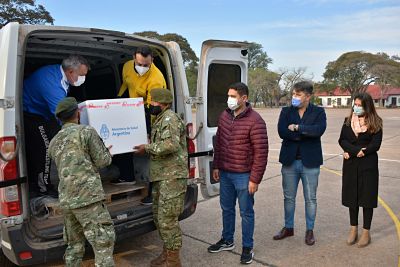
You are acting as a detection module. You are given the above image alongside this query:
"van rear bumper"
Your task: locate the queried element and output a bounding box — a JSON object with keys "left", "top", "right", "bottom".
{"left": 1, "top": 183, "right": 198, "bottom": 266}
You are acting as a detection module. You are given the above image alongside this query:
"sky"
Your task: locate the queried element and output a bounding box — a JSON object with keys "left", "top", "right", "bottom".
{"left": 39, "top": 0, "right": 400, "bottom": 81}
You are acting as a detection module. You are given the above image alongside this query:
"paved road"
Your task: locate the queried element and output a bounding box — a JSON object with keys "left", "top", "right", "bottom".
{"left": 45, "top": 108, "right": 400, "bottom": 267}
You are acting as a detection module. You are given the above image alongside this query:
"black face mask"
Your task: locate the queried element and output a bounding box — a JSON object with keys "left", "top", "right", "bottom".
{"left": 149, "top": 105, "right": 162, "bottom": 115}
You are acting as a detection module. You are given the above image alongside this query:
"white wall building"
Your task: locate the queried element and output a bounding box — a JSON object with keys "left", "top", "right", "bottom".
{"left": 316, "top": 85, "right": 400, "bottom": 108}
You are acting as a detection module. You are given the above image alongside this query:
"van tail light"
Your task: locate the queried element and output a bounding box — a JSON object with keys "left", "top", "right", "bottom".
{"left": 0, "top": 137, "right": 21, "bottom": 216}
{"left": 186, "top": 123, "right": 196, "bottom": 179}
{"left": 19, "top": 251, "right": 33, "bottom": 260}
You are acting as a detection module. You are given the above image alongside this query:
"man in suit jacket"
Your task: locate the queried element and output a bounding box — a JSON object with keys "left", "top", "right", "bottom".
{"left": 273, "top": 81, "right": 326, "bottom": 246}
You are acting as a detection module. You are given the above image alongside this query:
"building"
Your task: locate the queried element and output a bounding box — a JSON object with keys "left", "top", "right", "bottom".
{"left": 383, "top": 87, "right": 400, "bottom": 107}
{"left": 315, "top": 85, "right": 400, "bottom": 108}
{"left": 315, "top": 87, "right": 351, "bottom": 107}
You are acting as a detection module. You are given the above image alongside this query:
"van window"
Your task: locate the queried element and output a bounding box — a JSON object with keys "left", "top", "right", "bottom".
{"left": 207, "top": 63, "right": 241, "bottom": 127}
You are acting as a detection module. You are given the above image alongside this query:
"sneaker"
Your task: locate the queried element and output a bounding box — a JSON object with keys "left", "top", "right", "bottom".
{"left": 140, "top": 195, "right": 153, "bottom": 205}
{"left": 110, "top": 178, "right": 136, "bottom": 185}
{"left": 240, "top": 247, "right": 254, "bottom": 264}
{"left": 207, "top": 238, "right": 235, "bottom": 253}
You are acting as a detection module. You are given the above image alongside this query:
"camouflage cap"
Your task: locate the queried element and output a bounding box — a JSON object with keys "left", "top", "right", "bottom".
{"left": 150, "top": 88, "right": 173, "bottom": 104}
{"left": 55, "top": 97, "right": 78, "bottom": 118}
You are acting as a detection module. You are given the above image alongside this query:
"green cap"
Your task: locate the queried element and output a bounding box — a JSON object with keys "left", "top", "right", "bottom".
{"left": 150, "top": 88, "right": 173, "bottom": 104}
{"left": 55, "top": 97, "right": 78, "bottom": 118}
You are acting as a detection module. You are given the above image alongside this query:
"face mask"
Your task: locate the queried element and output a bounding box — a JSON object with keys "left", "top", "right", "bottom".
{"left": 135, "top": 65, "right": 150, "bottom": 76}
{"left": 353, "top": 105, "right": 364, "bottom": 116}
{"left": 227, "top": 97, "right": 240, "bottom": 110}
{"left": 73, "top": 75, "right": 85, "bottom": 87}
{"left": 291, "top": 97, "right": 302, "bottom": 107}
{"left": 149, "top": 105, "right": 162, "bottom": 115}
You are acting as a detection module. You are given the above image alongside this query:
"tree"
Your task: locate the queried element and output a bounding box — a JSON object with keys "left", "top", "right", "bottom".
{"left": 248, "top": 68, "right": 275, "bottom": 107}
{"left": 280, "top": 67, "right": 310, "bottom": 92}
{"left": 185, "top": 62, "right": 198, "bottom": 97}
{"left": 246, "top": 41, "right": 276, "bottom": 106}
{"left": 135, "top": 31, "right": 198, "bottom": 67}
{"left": 0, "top": 0, "right": 54, "bottom": 27}
{"left": 247, "top": 42, "right": 273, "bottom": 70}
{"left": 391, "top": 55, "right": 400, "bottom": 62}
{"left": 322, "top": 51, "right": 400, "bottom": 98}
{"left": 248, "top": 66, "right": 311, "bottom": 108}
{"left": 371, "top": 62, "right": 400, "bottom": 106}
{"left": 250, "top": 68, "right": 309, "bottom": 108}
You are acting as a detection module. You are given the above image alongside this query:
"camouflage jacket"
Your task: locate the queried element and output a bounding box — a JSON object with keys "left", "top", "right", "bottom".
{"left": 145, "top": 108, "right": 188, "bottom": 181}
{"left": 48, "top": 123, "right": 112, "bottom": 209}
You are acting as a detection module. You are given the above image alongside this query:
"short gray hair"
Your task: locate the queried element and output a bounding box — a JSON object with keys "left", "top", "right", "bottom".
{"left": 62, "top": 55, "right": 90, "bottom": 71}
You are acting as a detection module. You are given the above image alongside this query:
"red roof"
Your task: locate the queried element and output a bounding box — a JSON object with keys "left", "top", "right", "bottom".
{"left": 315, "top": 85, "right": 400, "bottom": 100}
{"left": 383, "top": 87, "right": 400, "bottom": 98}
{"left": 366, "top": 85, "right": 381, "bottom": 100}
{"left": 315, "top": 87, "right": 350, "bottom": 96}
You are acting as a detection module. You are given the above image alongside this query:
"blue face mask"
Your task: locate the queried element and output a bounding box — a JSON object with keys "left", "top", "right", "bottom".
{"left": 353, "top": 105, "right": 364, "bottom": 116}
{"left": 291, "top": 97, "right": 302, "bottom": 107}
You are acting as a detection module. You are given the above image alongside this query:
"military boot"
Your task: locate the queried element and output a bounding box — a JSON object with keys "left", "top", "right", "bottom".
{"left": 165, "top": 249, "right": 182, "bottom": 267}
{"left": 150, "top": 247, "right": 167, "bottom": 267}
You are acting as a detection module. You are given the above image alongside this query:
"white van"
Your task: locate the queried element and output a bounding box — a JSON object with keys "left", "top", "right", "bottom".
{"left": 0, "top": 22, "right": 248, "bottom": 266}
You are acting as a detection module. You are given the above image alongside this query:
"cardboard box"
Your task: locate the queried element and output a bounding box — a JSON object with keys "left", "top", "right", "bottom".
{"left": 78, "top": 98, "right": 148, "bottom": 155}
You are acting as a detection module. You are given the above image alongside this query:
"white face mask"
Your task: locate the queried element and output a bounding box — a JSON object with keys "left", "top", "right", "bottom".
{"left": 73, "top": 75, "right": 86, "bottom": 87}
{"left": 227, "top": 97, "right": 240, "bottom": 110}
{"left": 135, "top": 65, "right": 150, "bottom": 76}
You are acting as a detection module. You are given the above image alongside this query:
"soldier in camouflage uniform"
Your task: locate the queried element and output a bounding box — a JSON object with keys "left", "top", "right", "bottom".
{"left": 135, "top": 88, "right": 188, "bottom": 267}
{"left": 48, "top": 97, "right": 115, "bottom": 267}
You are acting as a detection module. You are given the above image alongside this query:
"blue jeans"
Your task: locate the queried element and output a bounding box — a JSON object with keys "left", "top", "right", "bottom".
{"left": 281, "top": 160, "right": 320, "bottom": 230}
{"left": 220, "top": 170, "right": 254, "bottom": 248}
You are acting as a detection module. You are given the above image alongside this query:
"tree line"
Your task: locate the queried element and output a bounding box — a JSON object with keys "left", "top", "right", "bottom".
{"left": 2, "top": 0, "right": 400, "bottom": 105}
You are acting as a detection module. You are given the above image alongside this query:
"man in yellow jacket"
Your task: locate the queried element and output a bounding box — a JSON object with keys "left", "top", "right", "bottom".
{"left": 111, "top": 46, "right": 166, "bottom": 206}
{"left": 117, "top": 46, "right": 166, "bottom": 103}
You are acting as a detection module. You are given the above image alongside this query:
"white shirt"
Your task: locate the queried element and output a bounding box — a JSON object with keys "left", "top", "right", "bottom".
{"left": 60, "top": 65, "right": 69, "bottom": 94}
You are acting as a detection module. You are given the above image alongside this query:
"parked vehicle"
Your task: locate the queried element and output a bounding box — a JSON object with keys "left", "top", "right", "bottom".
{"left": 0, "top": 22, "right": 248, "bottom": 266}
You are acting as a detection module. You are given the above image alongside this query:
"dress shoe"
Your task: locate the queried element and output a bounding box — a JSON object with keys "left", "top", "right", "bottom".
{"left": 273, "top": 227, "right": 294, "bottom": 240}
{"left": 305, "top": 230, "right": 315, "bottom": 246}
{"left": 357, "top": 229, "right": 371, "bottom": 248}
{"left": 346, "top": 226, "right": 358, "bottom": 245}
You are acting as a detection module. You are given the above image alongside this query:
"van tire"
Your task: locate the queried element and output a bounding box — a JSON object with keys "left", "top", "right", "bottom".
{"left": 0, "top": 249, "right": 15, "bottom": 267}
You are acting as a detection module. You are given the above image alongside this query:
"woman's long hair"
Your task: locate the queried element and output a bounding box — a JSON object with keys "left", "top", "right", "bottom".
{"left": 345, "top": 92, "right": 383, "bottom": 133}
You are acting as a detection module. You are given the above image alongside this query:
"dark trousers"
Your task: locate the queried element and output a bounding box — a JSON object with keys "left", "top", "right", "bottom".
{"left": 349, "top": 207, "right": 374, "bottom": 230}
{"left": 24, "top": 113, "right": 60, "bottom": 195}
{"left": 112, "top": 149, "right": 152, "bottom": 198}
{"left": 112, "top": 153, "right": 134, "bottom": 181}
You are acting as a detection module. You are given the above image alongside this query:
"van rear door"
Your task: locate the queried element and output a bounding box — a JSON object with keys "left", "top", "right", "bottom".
{"left": 0, "top": 22, "right": 24, "bottom": 217}
{"left": 196, "top": 40, "right": 248, "bottom": 198}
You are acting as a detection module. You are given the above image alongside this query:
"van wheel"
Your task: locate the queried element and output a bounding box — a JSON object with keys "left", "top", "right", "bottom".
{"left": 0, "top": 249, "right": 15, "bottom": 267}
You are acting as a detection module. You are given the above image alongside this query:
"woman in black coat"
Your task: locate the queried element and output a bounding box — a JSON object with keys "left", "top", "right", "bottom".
{"left": 338, "top": 92, "right": 382, "bottom": 248}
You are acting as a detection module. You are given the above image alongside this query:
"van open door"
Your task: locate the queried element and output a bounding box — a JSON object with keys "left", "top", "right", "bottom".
{"left": 0, "top": 22, "right": 24, "bottom": 217}
{"left": 196, "top": 40, "right": 248, "bottom": 198}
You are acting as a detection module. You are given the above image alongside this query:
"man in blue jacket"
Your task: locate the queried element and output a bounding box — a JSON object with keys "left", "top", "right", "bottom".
{"left": 273, "top": 81, "right": 326, "bottom": 246}
{"left": 23, "top": 55, "right": 90, "bottom": 197}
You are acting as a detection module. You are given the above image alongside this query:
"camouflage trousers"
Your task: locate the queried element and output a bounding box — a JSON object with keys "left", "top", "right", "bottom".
{"left": 152, "top": 178, "right": 187, "bottom": 250}
{"left": 63, "top": 201, "right": 115, "bottom": 267}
